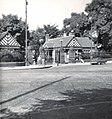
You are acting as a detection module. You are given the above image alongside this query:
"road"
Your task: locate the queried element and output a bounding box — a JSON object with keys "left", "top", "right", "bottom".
{"left": 1, "top": 63, "right": 112, "bottom": 119}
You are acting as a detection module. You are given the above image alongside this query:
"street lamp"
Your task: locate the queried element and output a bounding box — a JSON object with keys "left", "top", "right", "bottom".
{"left": 25, "top": 0, "right": 28, "bottom": 66}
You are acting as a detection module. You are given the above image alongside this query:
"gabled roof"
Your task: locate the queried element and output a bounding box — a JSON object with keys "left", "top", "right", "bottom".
{"left": 75, "top": 37, "right": 92, "bottom": 48}
{"left": 43, "top": 36, "right": 74, "bottom": 48}
{"left": 43, "top": 35, "right": 93, "bottom": 49}
{"left": 0, "top": 31, "right": 20, "bottom": 48}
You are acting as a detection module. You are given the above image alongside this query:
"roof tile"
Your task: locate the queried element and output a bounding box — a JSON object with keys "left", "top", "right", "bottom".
{"left": 43, "top": 35, "right": 93, "bottom": 48}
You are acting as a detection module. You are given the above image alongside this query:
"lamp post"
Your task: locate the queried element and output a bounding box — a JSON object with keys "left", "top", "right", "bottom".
{"left": 25, "top": 0, "right": 28, "bottom": 66}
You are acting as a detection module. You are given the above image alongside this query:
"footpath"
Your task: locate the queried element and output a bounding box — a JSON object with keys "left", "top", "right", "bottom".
{"left": 0, "top": 64, "right": 52, "bottom": 70}
{"left": 1, "top": 60, "right": 112, "bottom": 70}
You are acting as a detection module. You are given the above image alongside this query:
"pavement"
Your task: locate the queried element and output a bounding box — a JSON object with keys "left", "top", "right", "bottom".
{"left": 0, "top": 64, "right": 52, "bottom": 70}
{"left": 0, "top": 60, "right": 112, "bottom": 70}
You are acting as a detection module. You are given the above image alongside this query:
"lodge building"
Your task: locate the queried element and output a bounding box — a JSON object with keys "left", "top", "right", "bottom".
{"left": 43, "top": 35, "right": 95, "bottom": 64}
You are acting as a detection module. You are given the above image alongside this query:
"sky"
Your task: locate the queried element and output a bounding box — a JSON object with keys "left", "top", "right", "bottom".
{"left": 0, "top": 0, "right": 92, "bottom": 30}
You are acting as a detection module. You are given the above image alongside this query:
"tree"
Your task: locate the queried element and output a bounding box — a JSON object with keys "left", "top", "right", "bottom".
{"left": 85, "top": 0, "right": 112, "bottom": 51}
{"left": 30, "top": 27, "right": 46, "bottom": 63}
{"left": 29, "top": 24, "right": 61, "bottom": 63}
{"left": 63, "top": 12, "right": 89, "bottom": 36}
{"left": 30, "top": 24, "right": 60, "bottom": 52}
{"left": 0, "top": 14, "right": 30, "bottom": 48}
{"left": 43, "top": 24, "right": 60, "bottom": 38}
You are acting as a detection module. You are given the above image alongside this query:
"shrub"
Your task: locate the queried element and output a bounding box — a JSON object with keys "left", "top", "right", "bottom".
{"left": 82, "top": 53, "right": 90, "bottom": 59}
{"left": 91, "top": 50, "right": 112, "bottom": 59}
{"left": 12, "top": 51, "right": 24, "bottom": 62}
{"left": 101, "top": 52, "right": 112, "bottom": 58}
{"left": 1, "top": 53, "right": 13, "bottom": 62}
{"left": 0, "top": 50, "right": 24, "bottom": 62}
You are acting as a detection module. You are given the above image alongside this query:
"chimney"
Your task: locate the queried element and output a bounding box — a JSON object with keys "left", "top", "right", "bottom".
{"left": 45, "top": 34, "right": 49, "bottom": 42}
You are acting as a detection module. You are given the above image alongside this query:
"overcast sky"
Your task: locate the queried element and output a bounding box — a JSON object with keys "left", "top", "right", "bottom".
{"left": 0, "top": 0, "right": 91, "bottom": 30}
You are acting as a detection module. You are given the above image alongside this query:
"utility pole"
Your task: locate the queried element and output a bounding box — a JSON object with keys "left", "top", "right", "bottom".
{"left": 25, "top": 0, "right": 28, "bottom": 66}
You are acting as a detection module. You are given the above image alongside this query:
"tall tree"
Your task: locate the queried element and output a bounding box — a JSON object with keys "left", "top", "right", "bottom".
{"left": 44, "top": 24, "right": 60, "bottom": 38}
{"left": 30, "top": 27, "right": 45, "bottom": 51}
{"left": 30, "top": 24, "right": 61, "bottom": 61}
{"left": 63, "top": 12, "right": 89, "bottom": 36}
{"left": 30, "top": 24, "right": 60, "bottom": 50}
{"left": 85, "top": 0, "right": 112, "bottom": 51}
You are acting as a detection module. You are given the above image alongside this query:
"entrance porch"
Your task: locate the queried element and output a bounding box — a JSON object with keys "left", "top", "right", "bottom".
{"left": 44, "top": 47, "right": 83, "bottom": 64}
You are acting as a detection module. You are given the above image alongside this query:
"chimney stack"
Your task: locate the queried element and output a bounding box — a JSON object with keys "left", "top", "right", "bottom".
{"left": 45, "top": 34, "right": 49, "bottom": 42}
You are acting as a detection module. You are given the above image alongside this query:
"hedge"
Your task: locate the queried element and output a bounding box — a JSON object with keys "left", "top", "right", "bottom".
{"left": 0, "top": 50, "right": 24, "bottom": 62}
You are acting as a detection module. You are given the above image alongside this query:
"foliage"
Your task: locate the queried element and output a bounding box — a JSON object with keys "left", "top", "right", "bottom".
{"left": 85, "top": 0, "right": 112, "bottom": 51}
{"left": 30, "top": 24, "right": 60, "bottom": 58}
{"left": 0, "top": 14, "right": 30, "bottom": 48}
{"left": 43, "top": 24, "right": 60, "bottom": 38}
{"left": 12, "top": 50, "right": 24, "bottom": 62}
{"left": 30, "top": 29, "right": 41, "bottom": 50}
{"left": 30, "top": 24, "right": 60, "bottom": 45}
{"left": 62, "top": 0, "right": 112, "bottom": 51}
{"left": 63, "top": 12, "right": 89, "bottom": 36}
{"left": 30, "top": 24, "right": 60, "bottom": 47}
{"left": 81, "top": 53, "right": 90, "bottom": 59}
{"left": 0, "top": 53, "right": 13, "bottom": 62}
{"left": 0, "top": 50, "right": 24, "bottom": 62}
{"left": 30, "top": 27, "right": 45, "bottom": 59}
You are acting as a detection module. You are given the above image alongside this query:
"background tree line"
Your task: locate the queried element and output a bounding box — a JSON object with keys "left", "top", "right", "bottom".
{"left": 0, "top": 0, "right": 112, "bottom": 60}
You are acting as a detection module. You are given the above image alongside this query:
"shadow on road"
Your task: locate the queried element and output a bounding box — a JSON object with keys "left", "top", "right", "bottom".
{"left": 0, "top": 76, "right": 70, "bottom": 105}
{"left": 1, "top": 88, "right": 112, "bottom": 119}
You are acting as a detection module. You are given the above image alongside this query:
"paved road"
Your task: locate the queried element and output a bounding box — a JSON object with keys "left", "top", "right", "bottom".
{"left": 1, "top": 63, "right": 112, "bottom": 118}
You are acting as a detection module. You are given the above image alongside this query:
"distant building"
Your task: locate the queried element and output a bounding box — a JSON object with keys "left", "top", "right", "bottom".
{"left": 0, "top": 31, "right": 20, "bottom": 51}
{"left": 0, "top": 31, "right": 23, "bottom": 63}
{"left": 43, "top": 35, "right": 95, "bottom": 64}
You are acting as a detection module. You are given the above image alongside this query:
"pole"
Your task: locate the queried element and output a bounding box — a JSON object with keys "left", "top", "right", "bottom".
{"left": 25, "top": 0, "right": 28, "bottom": 66}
